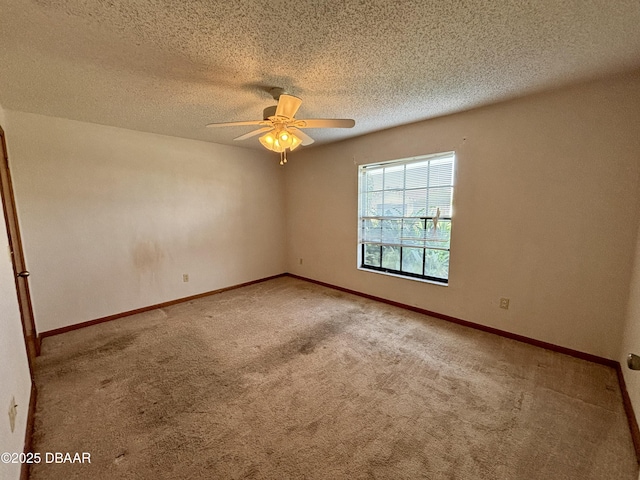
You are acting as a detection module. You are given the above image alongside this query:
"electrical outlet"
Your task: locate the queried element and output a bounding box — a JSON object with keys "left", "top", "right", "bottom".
{"left": 499, "top": 298, "right": 510, "bottom": 310}
{"left": 299, "top": 258, "right": 303, "bottom": 265}
{"left": 8, "top": 396, "right": 17, "bottom": 433}
{"left": 183, "top": 274, "right": 189, "bottom": 283}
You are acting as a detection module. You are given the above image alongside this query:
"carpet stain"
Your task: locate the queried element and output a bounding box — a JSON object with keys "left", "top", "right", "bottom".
{"left": 245, "top": 314, "right": 359, "bottom": 373}
{"left": 298, "top": 340, "right": 316, "bottom": 354}
{"left": 95, "top": 333, "right": 138, "bottom": 352}
{"left": 41, "top": 332, "right": 139, "bottom": 378}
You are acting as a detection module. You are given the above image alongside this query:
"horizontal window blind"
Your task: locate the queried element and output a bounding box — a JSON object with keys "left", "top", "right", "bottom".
{"left": 358, "top": 152, "right": 455, "bottom": 283}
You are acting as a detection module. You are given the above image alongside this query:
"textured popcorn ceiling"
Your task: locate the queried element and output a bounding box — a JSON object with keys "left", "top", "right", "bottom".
{"left": 1, "top": 0, "right": 640, "bottom": 149}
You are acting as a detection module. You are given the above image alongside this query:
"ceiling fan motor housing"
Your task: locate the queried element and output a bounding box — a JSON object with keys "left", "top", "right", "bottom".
{"left": 263, "top": 105, "right": 277, "bottom": 120}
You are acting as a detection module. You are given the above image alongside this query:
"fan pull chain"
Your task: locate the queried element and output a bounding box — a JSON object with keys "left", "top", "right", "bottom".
{"left": 279, "top": 150, "right": 288, "bottom": 166}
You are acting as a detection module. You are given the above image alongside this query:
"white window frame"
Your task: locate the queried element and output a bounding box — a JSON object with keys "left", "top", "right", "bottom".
{"left": 357, "top": 151, "right": 455, "bottom": 285}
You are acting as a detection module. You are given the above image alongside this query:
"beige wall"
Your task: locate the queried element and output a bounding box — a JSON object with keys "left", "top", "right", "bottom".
{"left": 621, "top": 208, "right": 640, "bottom": 432}
{"left": 0, "top": 105, "right": 33, "bottom": 480}
{"left": 285, "top": 71, "right": 640, "bottom": 360}
{"left": 6, "top": 111, "right": 286, "bottom": 333}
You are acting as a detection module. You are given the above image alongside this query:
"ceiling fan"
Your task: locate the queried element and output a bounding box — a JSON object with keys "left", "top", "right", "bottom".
{"left": 206, "top": 88, "right": 355, "bottom": 165}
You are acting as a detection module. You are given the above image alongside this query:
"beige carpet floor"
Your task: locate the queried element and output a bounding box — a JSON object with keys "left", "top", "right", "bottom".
{"left": 30, "top": 276, "right": 638, "bottom": 479}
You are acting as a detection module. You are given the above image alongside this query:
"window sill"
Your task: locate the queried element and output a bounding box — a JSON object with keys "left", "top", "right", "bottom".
{"left": 357, "top": 266, "right": 448, "bottom": 287}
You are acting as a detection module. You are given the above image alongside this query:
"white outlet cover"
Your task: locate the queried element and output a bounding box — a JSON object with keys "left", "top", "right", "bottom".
{"left": 8, "top": 396, "right": 17, "bottom": 433}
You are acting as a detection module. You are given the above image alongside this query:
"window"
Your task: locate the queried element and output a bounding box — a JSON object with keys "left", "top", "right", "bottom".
{"left": 358, "top": 152, "right": 455, "bottom": 284}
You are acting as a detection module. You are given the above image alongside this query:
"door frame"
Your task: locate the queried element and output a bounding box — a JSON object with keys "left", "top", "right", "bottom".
{"left": 0, "top": 125, "right": 39, "bottom": 375}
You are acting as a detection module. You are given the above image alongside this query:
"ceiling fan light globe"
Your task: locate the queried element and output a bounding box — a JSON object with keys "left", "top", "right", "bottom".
{"left": 277, "top": 129, "right": 293, "bottom": 149}
{"left": 289, "top": 134, "right": 302, "bottom": 151}
{"left": 272, "top": 138, "right": 285, "bottom": 153}
{"left": 259, "top": 133, "right": 276, "bottom": 151}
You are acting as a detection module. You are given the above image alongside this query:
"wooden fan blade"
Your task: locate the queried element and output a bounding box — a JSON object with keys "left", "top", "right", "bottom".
{"left": 289, "top": 127, "right": 315, "bottom": 146}
{"left": 295, "top": 119, "right": 355, "bottom": 129}
{"left": 206, "top": 120, "right": 268, "bottom": 128}
{"left": 275, "top": 94, "right": 302, "bottom": 119}
{"left": 234, "top": 126, "right": 274, "bottom": 141}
